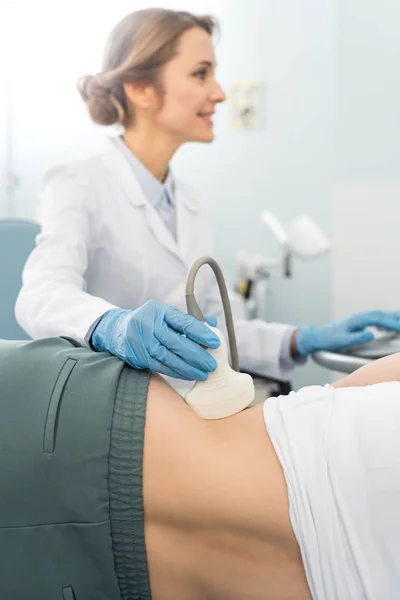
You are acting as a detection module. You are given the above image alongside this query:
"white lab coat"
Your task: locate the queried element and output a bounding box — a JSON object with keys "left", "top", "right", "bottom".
{"left": 16, "top": 138, "right": 295, "bottom": 393}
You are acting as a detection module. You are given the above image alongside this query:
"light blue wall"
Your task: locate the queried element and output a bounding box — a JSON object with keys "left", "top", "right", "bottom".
{"left": 0, "top": 0, "right": 335, "bottom": 387}
{"left": 331, "top": 0, "right": 400, "bottom": 329}
{"left": 337, "top": 0, "right": 400, "bottom": 181}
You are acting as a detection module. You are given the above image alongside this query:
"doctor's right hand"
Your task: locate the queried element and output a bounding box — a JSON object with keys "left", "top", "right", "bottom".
{"left": 91, "top": 300, "right": 220, "bottom": 380}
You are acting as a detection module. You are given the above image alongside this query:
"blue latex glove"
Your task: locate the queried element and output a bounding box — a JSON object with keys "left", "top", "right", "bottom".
{"left": 295, "top": 310, "right": 400, "bottom": 356}
{"left": 91, "top": 300, "right": 220, "bottom": 380}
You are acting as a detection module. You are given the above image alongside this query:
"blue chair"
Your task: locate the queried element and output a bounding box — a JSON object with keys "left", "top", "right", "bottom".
{"left": 0, "top": 219, "right": 41, "bottom": 340}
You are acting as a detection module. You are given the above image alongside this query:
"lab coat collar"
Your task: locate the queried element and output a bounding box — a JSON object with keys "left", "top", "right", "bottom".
{"left": 99, "top": 138, "right": 146, "bottom": 207}
{"left": 99, "top": 136, "right": 200, "bottom": 213}
{"left": 176, "top": 182, "right": 201, "bottom": 213}
{"left": 111, "top": 135, "right": 176, "bottom": 209}
{"left": 98, "top": 137, "right": 200, "bottom": 262}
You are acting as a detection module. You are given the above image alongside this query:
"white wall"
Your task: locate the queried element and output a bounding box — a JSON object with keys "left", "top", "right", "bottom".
{"left": 0, "top": 0, "right": 335, "bottom": 388}
{"left": 333, "top": 0, "right": 400, "bottom": 319}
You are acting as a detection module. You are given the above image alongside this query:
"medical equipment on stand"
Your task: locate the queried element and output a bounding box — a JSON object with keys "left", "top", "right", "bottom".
{"left": 232, "top": 211, "right": 400, "bottom": 377}
{"left": 252, "top": 214, "right": 400, "bottom": 376}
{"left": 236, "top": 211, "right": 330, "bottom": 320}
{"left": 184, "top": 256, "right": 255, "bottom": 419}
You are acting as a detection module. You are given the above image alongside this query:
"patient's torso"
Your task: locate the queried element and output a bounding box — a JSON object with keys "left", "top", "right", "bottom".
{"left": 143, "top": 377, "right": 311, "bottom": 600}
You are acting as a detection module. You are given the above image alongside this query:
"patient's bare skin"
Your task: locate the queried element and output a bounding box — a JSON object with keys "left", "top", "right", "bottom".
{"left": 143, "top": 375, "right": 312, "bottom": 600}
{"left": 142, "top": 351, "right": 400, "bottom": 599}
{"left": 333, "top": 351, "right": 400, "bottom": 389}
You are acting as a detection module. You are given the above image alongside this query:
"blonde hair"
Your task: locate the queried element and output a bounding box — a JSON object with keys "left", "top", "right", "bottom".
{"left": 77, "top": 8, "right": 217, "bottom": 128}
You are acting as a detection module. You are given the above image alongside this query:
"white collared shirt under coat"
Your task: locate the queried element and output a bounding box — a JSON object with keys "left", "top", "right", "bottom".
{"left": 15, "top": 137, "right": 296, "bottom": 394}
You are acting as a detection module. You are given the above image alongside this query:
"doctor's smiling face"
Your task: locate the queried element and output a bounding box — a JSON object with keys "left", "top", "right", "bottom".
{"left": 151, "top": 27, "right": 226, "bottom": 144}
{"left": 79, "top": 10, "right": 225, "bottom": 148}
{"left": 122, "top": 26, "right": 226, "bottom": 146}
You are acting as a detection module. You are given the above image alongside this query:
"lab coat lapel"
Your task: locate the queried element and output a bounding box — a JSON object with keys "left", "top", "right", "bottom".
{"left": 143, "top": 202, "right": 182, "bottom": 260}
{"left": 99, "top": 139, "right": 183, "bottom": 261}
{"left": 175, "top": 183, "right": 200, "bottom": 264}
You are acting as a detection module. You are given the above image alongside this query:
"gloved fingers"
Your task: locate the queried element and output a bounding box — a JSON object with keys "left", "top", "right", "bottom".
{"left": 366, "top": 312, "right": 400, "bottom": 331}
{"left": 155, "top": 323, "right": 218, "bottom": 373}
{"left": 146, "top": 357, "right": 199, "bottom": 381}
{"left": 164, "top": 306, "right": 220, "bottom": 349}
{"left": 340, "top": 330, "right": 374, "bottom": 348}
{"left": 148, "top": 342, "right": 211, "bottom": 381}
{"left": 346, "top": 310, "right": 400, "bottom": 332}
{"left": 205, "top": 315, "right": 217, "bottom": 327}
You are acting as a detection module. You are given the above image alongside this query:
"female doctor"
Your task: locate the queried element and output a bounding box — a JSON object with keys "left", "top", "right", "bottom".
{"left": 16, "top": 8, "right": 400, "bottom": 394}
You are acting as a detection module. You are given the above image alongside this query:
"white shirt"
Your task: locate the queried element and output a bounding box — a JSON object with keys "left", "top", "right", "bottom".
{"left": 264, "top": 381, "right": 400, "bottom": 599}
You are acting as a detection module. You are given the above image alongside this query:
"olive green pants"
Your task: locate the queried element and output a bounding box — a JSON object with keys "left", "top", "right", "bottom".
{"left": 0, "top": 337, "right": 151, "bottom": 600}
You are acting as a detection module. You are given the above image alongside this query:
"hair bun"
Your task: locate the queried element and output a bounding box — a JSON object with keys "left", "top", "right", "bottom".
{"left": 77, "top": 74, "right": 110, "bottom": 100}
{"left": 77, "top": 74, "right": 123, "bottom": 126}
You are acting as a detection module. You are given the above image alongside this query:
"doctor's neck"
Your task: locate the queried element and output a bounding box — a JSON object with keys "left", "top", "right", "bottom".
{"left": 122, "top": 127, "right": 179, "bottom": 184}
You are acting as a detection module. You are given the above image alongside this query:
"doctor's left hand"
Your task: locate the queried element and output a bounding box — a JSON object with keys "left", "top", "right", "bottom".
{"left": 91, "top": 300, "right": 220, "bottom": 380}
{"left": 294, "top": 310, "right": 400, "bottom": 356}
